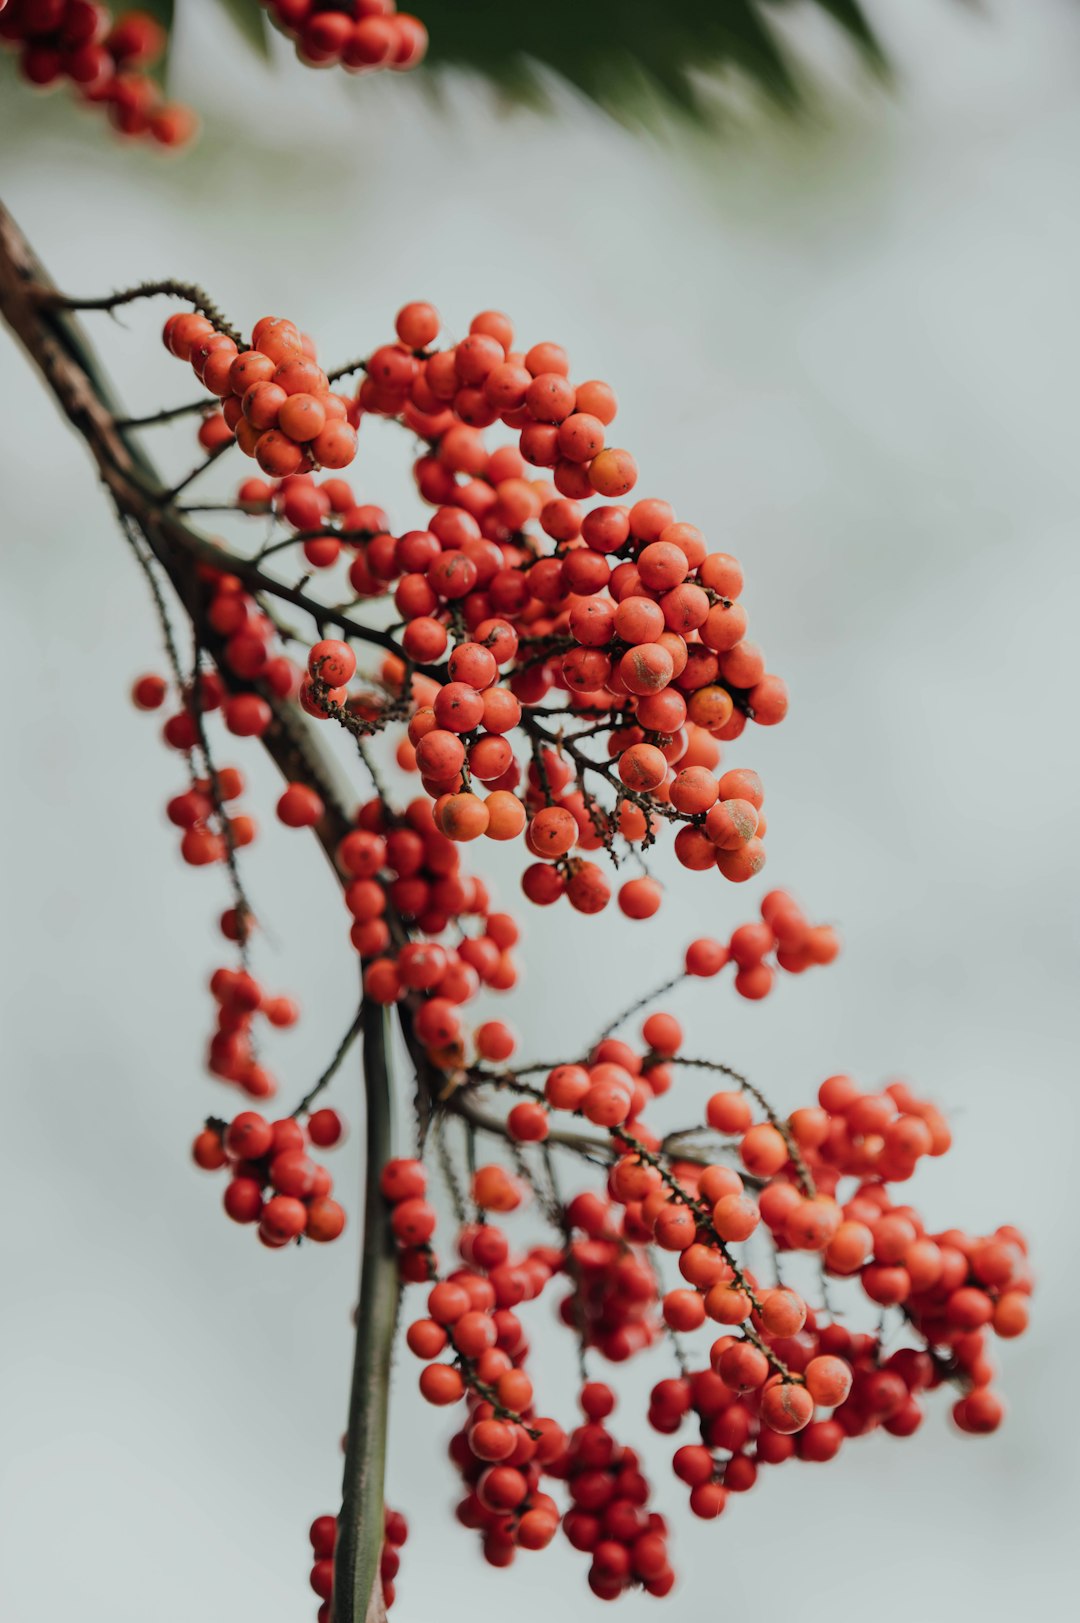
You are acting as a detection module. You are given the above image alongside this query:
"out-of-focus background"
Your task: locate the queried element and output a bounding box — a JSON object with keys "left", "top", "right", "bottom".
{"left": 2, "top": 1, "right": 1078, "bottom": 1619}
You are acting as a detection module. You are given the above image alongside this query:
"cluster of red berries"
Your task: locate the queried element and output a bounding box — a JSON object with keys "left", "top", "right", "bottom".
{"left": 652, "top": 1294, "right": 1021, "bottom": 1512}
{"left": 171, "top": 296, "right": 787, "bottom": 918}
{"left": 448, "top": 1407, "right": 564, "bottom": 1569}
{"left": 377, "top": 1054, "right": 1029, "bottom": 1587}
{"left": 469, "top": 1022, "right": 1028, "bottom": 1379}
{"left": 561, "top": 1196, "right": 660, "bottom": 1363}
{"left": 131, "top": 596, "right": 318, "bottom": 1111}
{"left": 133, "top": 572, "right": 302, "bottom": 761}
{"left": 402, "top": 1223, "right": 569, "bottom": 1566}
{"left": 680, "top": 890, "right": 840, "bottom": 999}
{"left": 560, "top": 1390, "right": 672, "bottom": 1600}
{"left": 192, "top": 1107, "right": 346, "bottom": 1247}
{"left": 437, "top": 1268, "right": 566, "bottom": 1567}
{"left": 162, "top": 761, "right": 255, "bottom": 867}
{"left": 203, "top": 966, "right": 300, "bottom": 1098}
{"left": 1, "top": 3, "right": 196, "bottom": 144}
{"left": 260, "top": 0, "right": 427, "bottom": 73}
{"left": 308, "top": 1506, "right": 407, "bottom": 1618}
{"left": 379, "top": 1154, "right": 437, "bottom": 1272}
{"left": 351, "top": 302, "right": 784, "bottom": 706}
{"left": 403, "top": 1211, "right": 674, "bottom": 1598}
{"left": 362, "top": 913, "right": 518, "bottom": 1030}
{"left": 235, "top": 469, "right": 387, "bottom": 577}
{"left": 345, "top": 808, "right": 514, "bottom": 980}
{"left": 649, "top": 1325, "right": 921, "bottom": 1521}
{"left": 781, "top": 1071, "right": 952, "bottom": 1190}
{"left": 602, "top": 1076, "right": 1027, "bottom": 1431}
{"left": 120, "top": 290, "right": 1038, "bottom": 1607}
{"left": 153, "top": 295, "right": 796, "bottom": 922}
{"left": 164, "top": 313, "right": 358, "bottom": 478}
{"left": 335, "top": 775, "right": 519, "bottom": 991}
{"left": 349, "top": 305, "right": 786, "bottom": 903}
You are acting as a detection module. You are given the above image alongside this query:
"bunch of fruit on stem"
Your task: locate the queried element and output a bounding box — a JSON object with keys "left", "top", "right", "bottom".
{"left": 378, "top": 1031, "right": 1029, "bottom": 1596}
{"left": 1, "top": 2, "right": 197, "bottom": 144}
{"left": 166, "top": 298, "right": 792, "bottom": 922}
{"left": 115, "top": 290, "right": 1033, "bottom": 1605}
{"left": 260, "top": 0, "right": 427, "bottom": 72}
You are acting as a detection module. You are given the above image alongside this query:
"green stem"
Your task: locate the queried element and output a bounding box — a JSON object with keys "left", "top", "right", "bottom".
{"left": 0, "top": 204, "right": 401, "bottom": 1621}
{"left": 336, "top": 1000, "right": 398, "bottom": 1623}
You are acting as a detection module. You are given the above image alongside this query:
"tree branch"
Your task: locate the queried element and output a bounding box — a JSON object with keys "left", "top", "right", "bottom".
{"left": 0, "top": 201, "right": 397, "bottom": 1623}
{"left": 336, "top": 1000, "right": 398, "bottom": 1623}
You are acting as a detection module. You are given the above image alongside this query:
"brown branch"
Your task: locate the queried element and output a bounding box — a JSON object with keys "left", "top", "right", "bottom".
{"left": 0, "top": 201, "right": 399, "bottom": 1623}
{"left": 37, "top": 277, "right": 245, "bottom": 347}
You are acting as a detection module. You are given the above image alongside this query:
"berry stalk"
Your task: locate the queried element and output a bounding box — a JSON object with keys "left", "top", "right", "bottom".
{"left": 0, "top": 199, "right": 394, "bottom": 1623}
{"left": 336, "top": 999, "right": 398, "bottom": 1623}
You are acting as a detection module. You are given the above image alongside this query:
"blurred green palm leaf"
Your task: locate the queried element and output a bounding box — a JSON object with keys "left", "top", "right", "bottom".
{"left": 419, "top": 0, "right": 888, "bottom": 117}
{"left": 142, "top": 0, "right": 272, "bottom": 71}
{"left": 204, "top": 0, "right": 888, "bottom": 120}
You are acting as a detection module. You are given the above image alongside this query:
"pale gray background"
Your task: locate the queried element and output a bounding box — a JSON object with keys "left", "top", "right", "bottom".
{"left": 1, "top": 1, "right": 1077, "bottom": 1619}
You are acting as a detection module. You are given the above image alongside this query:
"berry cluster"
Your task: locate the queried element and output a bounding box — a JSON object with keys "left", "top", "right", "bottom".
{"left": 99, "top": 280, "right": 1036, "bottom": 1612}
{"left": 449, "top": 1410, "right": 564, "bottom": 1570}
{"left": 131, "top": 613, "right": 310, "bottom": 1102}
{"left": 157, "top": 297, "right": 796, "bottom": 925}
{"left": 560, "top": 1392, "right": 672, "bottom": 1600}
{"left": 133, "top": 575, "right": 299, "bottom": 765}
{"left": 163, "top": 761, "right": 253, "bottom": 868}
{"left": 204, "top": 966, "right": 300, "bottom": 1098}
{"left": 163, "top": 313, "right": 358, "bottom": 477}
{"left": 681, "top": 889, "right": 840, "bottom": 1000}
{"left": 343, "top": 790, "right": 519, "bottom": 980}
{"left": 1, "top": 3, "right": 196, "bottom": 144}
{"left": 380, "top": 1154, "right": 437, "bottom": 1271}
{"left": 443, "top": 1333, "right": 566, "bottom": 1568}
{"left": 260, "top": 0, "right": 427, "bottom": 73}
{"left": 650, "top": 1292, "right": 1018, "bottom": 1513}
{"left": 308, "top": 1506, "right": 407, "bottom": 1618}
{"left": 371, "top": 1036, "right": 1030, "bottom": 1595}
{"left": 349, "top": 305, "right": 786, "bottom": 898}
{"left": 138, "top": 661, "right": 274, "bottom": 753}
{"left": 403, "top": 1223, "right": 569, "bottom": 1567}
{"left": 192, "top": 1108, "right": 346, "bottom": 1247}
{"left": 560, "top": 1200, "right": 659, "bottom": 1362}
{"left": 234, "top": 467, "right": 369, "bottom": 542}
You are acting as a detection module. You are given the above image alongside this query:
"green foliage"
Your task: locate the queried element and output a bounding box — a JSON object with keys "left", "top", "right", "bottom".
{"left": 144, "top": 0, "right": 270, "bottom": 84}
{"left": 215, "top": 0, "right": 273, "bottom": 60}
{"left": 138, "top": 0, "right": 176, "bottom": 29}
{"left": 419, "top": 0, "right": 889, "bottom": 118}
{"left": 205, "top": 0, "right": 889, "bottom": 121}
{"left": 136, "top": 0, "right": 174, "bottom": 80}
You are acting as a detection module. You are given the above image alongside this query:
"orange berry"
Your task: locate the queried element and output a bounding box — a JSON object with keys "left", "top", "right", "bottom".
{"left": 739, "top": 1123, "right": 789, "bottom": 1177}
{"left": 589, "top": 448, "right": 638, "bottom": 497}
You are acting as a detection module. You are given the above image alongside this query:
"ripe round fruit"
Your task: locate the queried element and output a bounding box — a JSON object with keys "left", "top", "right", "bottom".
{"left": 277, "top": 783, "right": 324, "bottom": 828}
{"left": 760, "top": 1381, "right": 814, "bottom": 1435}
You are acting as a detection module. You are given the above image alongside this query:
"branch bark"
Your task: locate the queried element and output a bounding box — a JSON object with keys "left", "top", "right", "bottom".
{"left": 0, "top": 201, "right": 395, "bottom": 1623}
{"left": 336, "top": 1001, "right": 398, "bottom": 1623}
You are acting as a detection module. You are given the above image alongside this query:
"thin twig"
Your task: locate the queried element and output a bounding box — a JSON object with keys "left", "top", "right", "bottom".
{"left": 117, "top": 398, "right": 213, "bottom": 429}
{"left": 163, "top": 436, "right": 236, "bottom": 502}
{"left": 290, "top": 1003, "right": 367, "bottom": 1118}
{"left": 41, "top": 278, "right": 245, "bottom": 347}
